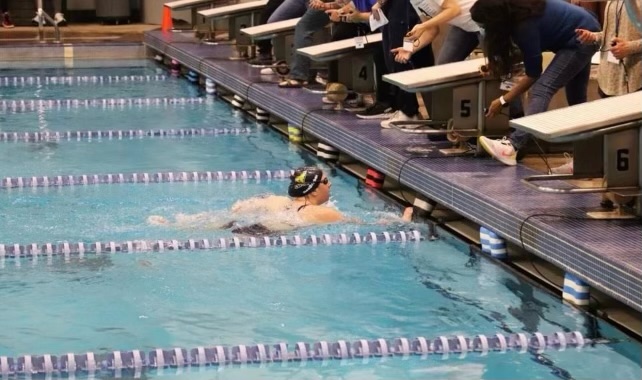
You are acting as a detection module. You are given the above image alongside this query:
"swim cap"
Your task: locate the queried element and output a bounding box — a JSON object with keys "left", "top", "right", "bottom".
{"left": 288, "top": 166, "right": 323, "bottom": 197}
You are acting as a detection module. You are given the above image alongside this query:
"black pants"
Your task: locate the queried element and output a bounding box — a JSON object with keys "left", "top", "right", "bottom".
{"left": 381, "top": 0, "right": 434, "bottom": 116}
{"left": 1, "top": 0, "right": 8, "bottom": 13}
{"left": 256, "top": 0, "right": 286, "bottom": 59}
{"left": 327, "top": 23, "right": 389, "bottom": 102}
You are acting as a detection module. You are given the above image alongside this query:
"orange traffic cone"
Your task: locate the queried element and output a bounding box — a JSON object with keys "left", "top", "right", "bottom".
{"left": 161, "top": 5, "right": 173, "bottom": 32}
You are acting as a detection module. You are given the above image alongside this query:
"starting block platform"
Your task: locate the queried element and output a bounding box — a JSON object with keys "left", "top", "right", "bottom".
{"left": 511, "top": 92, "right": 642, "bottom": 219}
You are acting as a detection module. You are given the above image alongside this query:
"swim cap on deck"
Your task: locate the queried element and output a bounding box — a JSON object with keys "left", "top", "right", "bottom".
{"left": 288, "top": 166, "right": 323, "bottom": 197}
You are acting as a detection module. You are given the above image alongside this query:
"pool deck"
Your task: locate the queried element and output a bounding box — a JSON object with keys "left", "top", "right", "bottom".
{"left": 143, "top": 30, "right": 642, "bottom": 313}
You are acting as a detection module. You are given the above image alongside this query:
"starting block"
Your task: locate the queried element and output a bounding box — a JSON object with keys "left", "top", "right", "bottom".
{"left": 198, "top": 0, "right": 267, "bottom": 52}
{"left": 511, "top": 92, "right": 642, "bottom": 219}
{"left": 383, "top": 58, "right": 511, "bottom": 155}
{"left": 297, "top": 33, "right": 382, "bottom": 101}
{"left": 164, "top": 0, "right": 225, "bottom": 32}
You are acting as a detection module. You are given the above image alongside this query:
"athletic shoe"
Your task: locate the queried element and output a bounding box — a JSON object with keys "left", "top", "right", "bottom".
{"left": 380, "top": 110, "right": 420, "bottom": 129}
{"left": 248, "top": 56, "right": 273, "bottom": 66}
{"left": 478, "top": 136, "right": 517, "bottom": 166}
{"left": 355, "top": 102, "right": 394, "bottom": 120}
{"left": 551, "top": 153, "right": 573, "bottom": 174}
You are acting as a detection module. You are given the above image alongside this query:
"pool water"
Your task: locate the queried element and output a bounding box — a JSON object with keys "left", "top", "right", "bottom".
{"left": 0, "top": 62, "right": 640, "bottom": 380}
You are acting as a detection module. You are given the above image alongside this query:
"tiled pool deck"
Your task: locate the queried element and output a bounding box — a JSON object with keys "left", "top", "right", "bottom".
{"left": 144, "top": 30, "right": 642, "bottom": 313}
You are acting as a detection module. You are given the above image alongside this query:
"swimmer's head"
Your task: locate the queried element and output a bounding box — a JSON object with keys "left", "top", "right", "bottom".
{"left": 288, "top": 166, "right": 330, "bottom": 202}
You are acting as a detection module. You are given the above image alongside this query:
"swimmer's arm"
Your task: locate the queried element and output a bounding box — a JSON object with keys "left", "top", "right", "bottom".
{"left": 311, "top": 207, "right": 351, "bottom": 223}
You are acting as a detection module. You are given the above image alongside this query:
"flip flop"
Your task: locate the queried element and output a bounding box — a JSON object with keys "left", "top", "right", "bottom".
{"left": 278, "top": 79, "right": 307, "bottom": 88}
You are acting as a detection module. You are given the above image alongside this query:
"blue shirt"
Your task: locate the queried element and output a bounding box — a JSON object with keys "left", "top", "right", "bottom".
{"left": 351, "top": 0, "right": 377, "bottom": 12}
{"left": 512, "top": 0, "right": 600, "bottom": 77}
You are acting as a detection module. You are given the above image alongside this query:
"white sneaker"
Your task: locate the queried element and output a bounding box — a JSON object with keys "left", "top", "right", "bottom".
{"left": 32, "top": 14, "right": 43, "bottom": 25}
{"left": 380, "top": 111, "right": 419, "bottom": 129}
{"left": 260, "top": 67, "right": 274, "bottom": 75}
{"left": 478, "top": 136, "right": 517, "bottom": 166}
{"left": 551, "top": 153, "right": 573, "bottom": 174}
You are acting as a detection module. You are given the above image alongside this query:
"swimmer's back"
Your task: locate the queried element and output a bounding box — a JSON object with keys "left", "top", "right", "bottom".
{"left": 230, "top": 195, "right": 292, "bottom": 214}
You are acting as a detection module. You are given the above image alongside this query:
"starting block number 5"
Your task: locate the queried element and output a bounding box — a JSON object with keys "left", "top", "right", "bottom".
{"left": 452, "top": 85, "right": 478, "bottom": 129}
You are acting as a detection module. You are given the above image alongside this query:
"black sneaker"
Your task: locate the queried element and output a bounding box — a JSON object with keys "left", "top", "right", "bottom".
{"left": 248, "top": 56, "right": 273, "bottom": 66}
{"left": 356, "top": 102, "right": 394, "bottom": 120}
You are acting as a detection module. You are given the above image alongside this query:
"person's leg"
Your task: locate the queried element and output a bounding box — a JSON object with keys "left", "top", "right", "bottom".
{"left": 254, "top": 0, "right": 287, "bottom": 62}
{"left": 480, "top": 44, "right": 596, "bottom": 166}
{"left": 327, "top": 22, "right": 361, "bottom": 82}
{"left": 435, "top": 26, "right": 480, "bottom": 65}
{"left": 1, "top": 0, "right": 8, "bottom": 12}
{"left": 281, "top": 8, "right": 330, "bottom": 84}
{"left": 372, "top": 40, "right": 391, "bottom": 107}
{"left": 509, "top": 45, "right": 596, "bottom": 151}
{"left": 267, "top": 0, "right": 307, "bottom": 23}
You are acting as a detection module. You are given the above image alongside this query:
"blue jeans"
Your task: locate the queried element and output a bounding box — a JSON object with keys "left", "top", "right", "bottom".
{"left": 267, "top": 0, "right": 307, "bottom": 23}
{"left": 288, "top": 8, "right": 329, "bottom": 81}
{"left": 436, "top": 26, "right": 481, "bottom": 65}
{"left": 510, "top": 44, "right": 597, "bottom": 150}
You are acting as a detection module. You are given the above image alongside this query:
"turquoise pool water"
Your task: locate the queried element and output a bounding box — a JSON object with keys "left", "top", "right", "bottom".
{"left": 0, "top": 62, "right": 640, "bottom": 380}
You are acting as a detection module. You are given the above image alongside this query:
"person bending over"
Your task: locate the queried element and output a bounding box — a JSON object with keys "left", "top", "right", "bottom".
{"left": 148, "top": 166, "right": 413, "bottom": 234}
{"left": 472, "top": 0, "right": 599, "bottom": 166}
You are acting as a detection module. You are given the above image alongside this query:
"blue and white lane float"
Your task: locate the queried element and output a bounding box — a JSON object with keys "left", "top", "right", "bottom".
{"left": 0, "top": 75, "right": 168, "bottom": 87}
{"left": 0, "top": 97, "right": 205, "bottom": 111}
{"left": 0, "top": 331, "right": 588, "bottom": 376}
{"left": 1, "top": 169, "right": 294, "bottom": 189}
{"left": 0, "top": 230, "right": 422, "bottom": 259}
{"left": 0, "top": 127, "right": 252, "bottom": 142}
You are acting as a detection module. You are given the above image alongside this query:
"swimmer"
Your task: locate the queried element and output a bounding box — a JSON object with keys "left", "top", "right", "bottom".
{"left": 148, "top": 166, "right": 413, "bottom": 234}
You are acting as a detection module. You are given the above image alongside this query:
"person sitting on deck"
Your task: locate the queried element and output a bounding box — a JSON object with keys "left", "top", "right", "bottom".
{"left": 148, "top": 166, "right": 413, "bottom": 234}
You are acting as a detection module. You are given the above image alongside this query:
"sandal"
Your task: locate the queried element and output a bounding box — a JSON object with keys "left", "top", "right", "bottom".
{"left": 278, "top": 79, "right": 307, "bottom": 88}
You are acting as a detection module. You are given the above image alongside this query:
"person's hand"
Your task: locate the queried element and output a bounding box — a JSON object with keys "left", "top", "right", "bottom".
{"left": 575, "top": 28, "right": 597, "bottom": 44}
{"left": 309, "top": 0, "right": 327, "bottom": 10}
{"left": 391, "top": 47, "right": 412, "bottom": 64}
{"left": 570, "top": 0, "right": 581, "bottom": 5}
{"left": 371, "top": 1, "right": 382, "bottom": 20}
{"left": 485, "top": 98, "right": 503, "bottom": 118}
{"left": 405, "top": 23, "right": 426, "bottom": 41}
{"left": 326, "top": 9, "right": 341, "bottom": 22}
{"left": 610, "top": 37, "right": 634, "bottom": 60}
{"left": 402, "top": 207, "right": 413, "bottom": 222}
{"left": 344, "top": 10, "right": 360, "bottom": 23}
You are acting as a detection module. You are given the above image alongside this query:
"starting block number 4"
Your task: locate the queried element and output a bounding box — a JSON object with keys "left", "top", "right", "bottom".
{"left": 351, "top": 56, "right": 374, "bottom": 94}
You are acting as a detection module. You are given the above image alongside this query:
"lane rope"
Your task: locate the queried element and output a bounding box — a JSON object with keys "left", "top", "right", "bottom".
{"left": 0, "top": 75, "right": 168, "bottom": 87}
{"left": 0, "top": 230, "right": 422, "bottom": 259}
{"left": 2, "top": 169, "right": 294, "bottom": 189}
{"left": 0, "top": 331, "right": 588, "bottom": 376}
{"left": 0, "top": 97, "right": 205, "bottom": 112}
{"left": 0, "top": 127, "right": 252, "bottom": 142}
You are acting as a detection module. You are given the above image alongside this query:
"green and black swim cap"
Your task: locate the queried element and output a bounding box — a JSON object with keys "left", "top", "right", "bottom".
{"left": 288, "top": 166, "right": 323, "bottom": 197}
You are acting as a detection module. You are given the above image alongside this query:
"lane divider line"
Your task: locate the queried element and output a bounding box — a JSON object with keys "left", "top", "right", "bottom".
{"left": 2, "top": 169, "right": 294, "bottom": 189}
{"left": 0, "top": 75, "right": 168, "bottom": 86}
{"left": 0, "top": 127, "right": 252, "bottom": 142}
{"left": 0, "top": 331, "right": 587, "bottom": 376}
{"left": 0, "top": 230, "right": 422, "bottom": 259}
{"left": 0, "top": 97, "right": 205, "bottom": 112}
